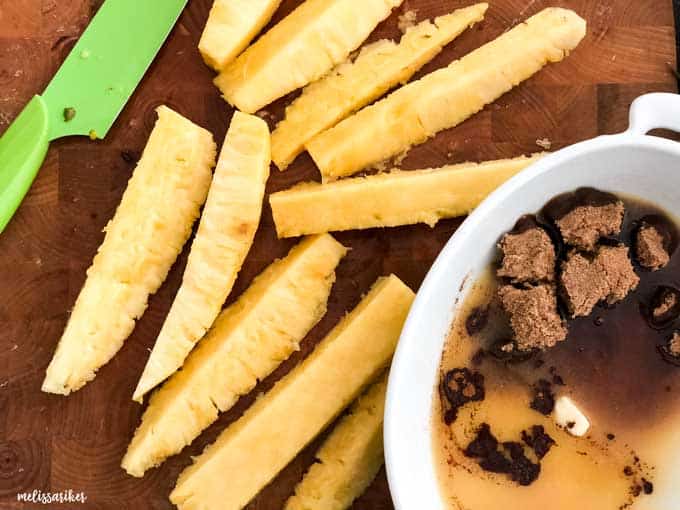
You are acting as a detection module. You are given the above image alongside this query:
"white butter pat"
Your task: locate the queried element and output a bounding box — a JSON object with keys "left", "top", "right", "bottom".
{"left": 554, "top": 396, "right": 590, "bottom": 437}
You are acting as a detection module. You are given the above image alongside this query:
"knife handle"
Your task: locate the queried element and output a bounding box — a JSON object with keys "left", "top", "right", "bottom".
{"left": 0, "top": 95, "right": 50, "bottom": 234}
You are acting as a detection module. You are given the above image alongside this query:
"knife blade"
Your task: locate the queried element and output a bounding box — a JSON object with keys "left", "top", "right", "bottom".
{"left": 0, "top": 0, "right": 188, "bottom": 233}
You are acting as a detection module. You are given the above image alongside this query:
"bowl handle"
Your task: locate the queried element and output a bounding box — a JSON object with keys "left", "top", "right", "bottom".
{"left": 626, "top": 92, "right": 680, "bottom": 136}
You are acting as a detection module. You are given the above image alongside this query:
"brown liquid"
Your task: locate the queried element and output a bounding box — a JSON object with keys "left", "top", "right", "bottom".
{"left": 434, "top": 192, "right": 680, "bottom": 510}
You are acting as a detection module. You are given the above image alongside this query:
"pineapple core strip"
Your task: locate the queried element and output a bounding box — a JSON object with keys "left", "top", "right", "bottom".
{"left": 284, "top": 372, "right": 388, "bottom": 510}
{"left": 132, "top": 112, "right": 271, "bottom": 402}
{"left": 214, "top": 0, "right": 404, "bottom": 114}
{"left": 271, "top": 3, "right": 488, "bottom": 171}
{"left": 307, "top": 7, "right": 586, "bottom": 181}
{"left": 199, "top": 0, "right": 283, "bottom": 70}
{"left": 121, "top": 234, "right": 347, "bottom": 477}
{"left": 42, "top": 107, "right": 216, "bottom": 396}
{"left": 170, "top": 275, "right": 414, "bottom": 510}
{"left": 270, "top": 154, "right": 543, "bottom": 238}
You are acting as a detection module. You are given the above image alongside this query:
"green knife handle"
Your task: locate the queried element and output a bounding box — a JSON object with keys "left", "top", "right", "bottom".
{"left": 0, "top": 95, "right": 50, "bottom": 234}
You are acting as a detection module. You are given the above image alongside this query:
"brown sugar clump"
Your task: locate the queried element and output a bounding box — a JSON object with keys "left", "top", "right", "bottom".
{"left": 464, "top": 423, "right": 545, "bottom": 486}
{"left": 555, "top": 201, "right": 624, "bottom": 251}
{"left": 560, "top": 245, "right": 639, "bottom": 317}
{"left": 597, "top": 245, "right": 640, "bottom": 303}
{"left": 440, "top": 368, "right": 485, "bottom": 424}
{"left": 654, "top": 292, "right": 677, "bottom": 319}
{"left": 646, "top": 286, "right": 680, "bottom": 329}
{"left": 636, "top": 225, "right": 670, "bottom": 271}
{"left": 465, "top": 306, "right": 489, "bottom": 336}
{"left": 559, "top": 251, "right": 606, "bottom": 317}
{"left": 521, "top": 425, "right": 555, "bottom": 459}
{"left": 669, "top": 332, "right": 680, "bottom": 357}
{"left": 498, "top": 227, "right": 556, "bottom": 284}
{"left": 529, "top": 379, "right": 555, "bottom": 415}
{"left": 498, "top": 284, "right": 567, "bottom": 351}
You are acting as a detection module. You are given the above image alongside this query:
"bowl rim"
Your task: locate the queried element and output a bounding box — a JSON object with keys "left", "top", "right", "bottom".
{"left": 384, "top": 129, "right": 680, "bottom": 510}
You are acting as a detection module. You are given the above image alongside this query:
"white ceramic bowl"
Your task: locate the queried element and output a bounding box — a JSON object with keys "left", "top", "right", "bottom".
{"left": 384, "top": 93, "right": 680, "bottom": 510}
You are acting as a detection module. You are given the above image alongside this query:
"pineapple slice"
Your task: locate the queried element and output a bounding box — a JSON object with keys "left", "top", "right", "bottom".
{"left": 170, "top": 275, "right": 414, "bottom": 510}
{"left": 271, "top": 3, "right": 488, "bottom": 170}
{"left": 284, "top": 372, "right": 388, "bottom": 510}
{"left": 307, "top": 8, "right": 586, "bottom": 181}
{"left": 270, "top": 154, "right": 543, "bottom": 238}
{"left": 42, "top": 107, "right": 216, "bottom": 395}
{"left": 199, "top": 0, "right": 283, "bottom": 70}
{"left": 121, "top": 234, "right": 347, "bottom": 477}
{"left": 214, "top": 0, "right": 404, "bottom": 114}
{"left": 132, "top": 112, "right": 271, "bottom": 402}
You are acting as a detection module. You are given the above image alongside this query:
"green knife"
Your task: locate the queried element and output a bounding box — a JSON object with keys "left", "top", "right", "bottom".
{"left": 0, "top": 0, "right": 188, "bottom": 234}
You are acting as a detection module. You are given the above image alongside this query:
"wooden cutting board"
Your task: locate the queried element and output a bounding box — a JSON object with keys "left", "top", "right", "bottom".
{"left": 0, "top": 0, "right": 677, "bottom": 508}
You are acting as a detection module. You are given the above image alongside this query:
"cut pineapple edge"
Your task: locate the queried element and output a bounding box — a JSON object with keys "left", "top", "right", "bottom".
{"left": 198, "top": 0, "right": 283, "bottom": 70}
{"left": 41, "top": 106, "right": 216, "bottom": 396}
{"left": 170, "top": 275, "right": 415, "bottom": 510}
{"left": 270, "top": 154, "right": 545, "bottom": 238}
{"left": 306, "top": 7, "right": 587, "bottom": 181}
{"left": 284, "top": 372, "right": 388, "bottom": 510}
{"left": 121, "top": 234, "right": 347, "bottom": 477}
{"left": 214, "top": 0, "right": 405, "bottom": 114}
{"left": 132, "top": 111, "right": 271, "bottom": 403}
{"left": 271, "top": 2, "right": 489, "bottom": 171}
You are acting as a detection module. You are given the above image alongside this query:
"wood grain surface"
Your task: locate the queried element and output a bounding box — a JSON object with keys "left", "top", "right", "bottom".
{"left": 0, "top": 0, "right": 677, "bottom": 508}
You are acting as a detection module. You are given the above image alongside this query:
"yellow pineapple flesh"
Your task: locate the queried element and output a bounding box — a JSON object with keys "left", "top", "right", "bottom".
{"left": 270, "top": 154, "right": 544, "bottom": 238}
{"left": 170, "top": 275, "right": 414, "bottom": 510}
{"left": 270, "top": 3, "right": 488, "bottom": 170}
{"left": 121, "top": 234, "right": 347, "bottom": 477}
{"left": 132, "top": 112, "right": 271, "bottom": 402}
{"left": 214, "top": 0, "right": 404, "bottom": 114}
{"left": 284, "top": 372, "right": 388, "bottom": 510}
{"left": 199, "top": 0, "right": 283, "bottom": 70}
{"left": 306, "top": 8, "right": 586, "bottom": 180}
{"left": 42, "top": 107, "right": 216, "bottom": 395}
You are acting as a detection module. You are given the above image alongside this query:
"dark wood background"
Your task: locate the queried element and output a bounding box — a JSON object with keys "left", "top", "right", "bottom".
{"left": 0, "top": 0, "right": 677, "bottom": 508}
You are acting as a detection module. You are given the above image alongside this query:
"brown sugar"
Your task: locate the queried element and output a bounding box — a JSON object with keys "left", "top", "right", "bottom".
{"left": 668, "top": 332, "right": 680, "bottom": 357}
{"left": 529, "top": 379, "right": 556, "bottom": 415}
{"left": 555, "top": 201, "right": 625, "bottom": 251}
{"left": 560, "top": 245, "right": 639, "bottom": 317}
{"left": 440, "top": 368, "right": 485, "bottom": 424}
{"left": 559, "top": 251, "right": 607, "bottom": 317}
{"left": 463, "top": 423, "right": 546, "bottom": 486}
{"left": 498, "top": 227, "right": 556, "bottom": 284}
{"left": 654, "top": 293, "right": 677, "bottom": 318}
{"left": 636, "top": 225, "right": 670, "bottom": 271}
{"left": 498, "top": 284, "right": 567, "bottom": 351}
{"left": 521, "top": 425, "right": 556, "bottom": 459}
{"left": 646, "top": 286, "right": 680, "bottom": 329}
{"left": 597, "top": 245, "right": 640, "bottom": 303}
